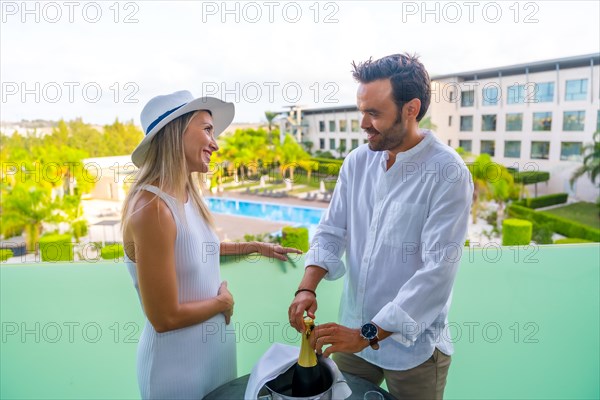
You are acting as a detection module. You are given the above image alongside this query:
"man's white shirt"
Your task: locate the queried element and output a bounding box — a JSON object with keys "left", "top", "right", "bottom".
{"left": 305, "top": 130, "right": 474, "bottom": 370}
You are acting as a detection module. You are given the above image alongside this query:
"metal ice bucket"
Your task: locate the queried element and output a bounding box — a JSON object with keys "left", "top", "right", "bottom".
{"left": 260, "top": 357, "right": 343, "bottom": 400}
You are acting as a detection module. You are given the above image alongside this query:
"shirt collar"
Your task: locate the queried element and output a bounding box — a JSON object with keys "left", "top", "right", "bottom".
{"left": 381, "top": 129, "right": 435, "bottom": 169}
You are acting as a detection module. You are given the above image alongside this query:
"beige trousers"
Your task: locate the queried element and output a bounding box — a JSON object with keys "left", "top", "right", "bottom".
{"left": 333, "top": 348, "right": 451, "bottom": 400}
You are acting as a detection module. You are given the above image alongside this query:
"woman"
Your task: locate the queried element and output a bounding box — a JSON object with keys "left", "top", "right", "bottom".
{"left": 121, "top": 90, "right": 302, "bottom": 399}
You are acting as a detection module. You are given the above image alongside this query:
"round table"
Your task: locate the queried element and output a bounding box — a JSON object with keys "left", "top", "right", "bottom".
{"left": 204, "top": 371, "right": 396, "bottom": 399}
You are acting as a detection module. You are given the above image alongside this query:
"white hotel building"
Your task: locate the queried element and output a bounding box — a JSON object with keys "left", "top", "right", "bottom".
{"left": 295, "top": 54, "right": 600, "bottom": 202}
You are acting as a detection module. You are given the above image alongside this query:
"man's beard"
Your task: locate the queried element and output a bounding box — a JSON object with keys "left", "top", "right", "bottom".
{"left": 367, "top": 112, "right": 405, "bottom": 152}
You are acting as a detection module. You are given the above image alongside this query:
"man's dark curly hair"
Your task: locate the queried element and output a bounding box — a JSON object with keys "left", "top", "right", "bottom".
{"left": 351, "top": 53, "right": 431, "bottom": 122}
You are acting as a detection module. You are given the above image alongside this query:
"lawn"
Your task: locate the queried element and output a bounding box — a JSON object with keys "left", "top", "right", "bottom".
{"left": 543, "top": 201, "right": 600, "bottom": 229}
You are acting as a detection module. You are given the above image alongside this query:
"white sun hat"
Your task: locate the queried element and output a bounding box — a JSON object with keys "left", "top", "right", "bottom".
{"left": 131, "top": 90, "right": 234, "bottom": 167}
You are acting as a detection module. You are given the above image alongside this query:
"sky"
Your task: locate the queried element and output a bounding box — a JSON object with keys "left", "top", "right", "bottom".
{"left": 1, "top": 0, "right": 599, "bottom": 126}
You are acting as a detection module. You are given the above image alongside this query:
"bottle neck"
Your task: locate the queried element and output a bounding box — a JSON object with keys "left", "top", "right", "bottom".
{"left": 298, "top": 323, "right": 317, "bottom": 367}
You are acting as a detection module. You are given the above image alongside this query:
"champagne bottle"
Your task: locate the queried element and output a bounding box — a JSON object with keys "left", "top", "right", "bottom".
{"left": 291, "top": 317, "right": 328, "bottom": 397}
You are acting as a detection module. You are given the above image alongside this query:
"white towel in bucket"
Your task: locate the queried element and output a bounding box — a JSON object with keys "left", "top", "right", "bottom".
{"left": 244, "top": 343, "right": 352, "bottom": 399}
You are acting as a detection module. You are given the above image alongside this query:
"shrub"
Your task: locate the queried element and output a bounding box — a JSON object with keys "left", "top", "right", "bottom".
{"left": 71, "top": 220, "right": 89, "bottom": 241}
{"left": 531, "top": 222, "right": 554, "bottom": 245}
{"left": 39, "top": 234, "right": 74, "bottom": 262}
{"left": 281, "top": 226, "right": 309, "bottom": 252}
{"left": 0, "top": 249, "right": 14, "bottom": 262}
{"left": 100, "top": 243, "right": 124, "bottom": 260}
{"left": 507, "top": 204, "right": 600, "bottom": 242}
{"left": 554, "top": 238, "right": 594, "bottom": 244}
{"left": 502, "top": 219, "right": 533, "bottom": 246}
{"left": 485, "top": 210, "right": 498, "bottom": 226}
{"left": 523, "top": 193, "right": 569, "bottom": 209}
{"left": 243, "top": 233, "right": 280, "bottom": 244}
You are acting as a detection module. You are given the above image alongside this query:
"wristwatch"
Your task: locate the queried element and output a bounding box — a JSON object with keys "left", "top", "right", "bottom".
{"left": 360, "top": 322, "right": 380, "bottom": 350}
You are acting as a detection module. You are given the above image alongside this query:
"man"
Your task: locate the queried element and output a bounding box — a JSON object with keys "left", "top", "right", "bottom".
{"left": 288, "top": 53, "right": 473, "bottom": 400}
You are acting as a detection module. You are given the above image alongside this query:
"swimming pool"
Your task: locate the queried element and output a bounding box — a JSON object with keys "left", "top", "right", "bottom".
{"left": 206, "top": 197, "right": 324, "bottom": 234}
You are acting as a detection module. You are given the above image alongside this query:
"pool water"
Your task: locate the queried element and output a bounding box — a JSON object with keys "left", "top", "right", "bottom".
{"left": 207, "top": 197, "right": 324, "bottom": 236}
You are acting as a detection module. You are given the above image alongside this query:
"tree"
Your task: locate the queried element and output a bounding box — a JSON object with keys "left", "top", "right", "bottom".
{"left": 302, "top": 140, "right": 314, "bottom": 155}
{"left": 468, "top": 154, "right": 492, "bottom": 224}
{"left": 297, "top": 160, "right": 319, "bottom": 184}
{"left": 1, "top": 181, "right": 58, "bottom": 251}
{"left": 570, "top": 130, "right": 600, "bottom": 188}
{"left": 264, "top": 111, "right": 278, "bottom": 133}
{"left": 419, "top": 115, "right": 438, "bottom": 131}
{"left": 280, "top": 134, "right": 310, "bottom": 182}
{"left": 337, "top": 141, "right": 347, "bottom": 158}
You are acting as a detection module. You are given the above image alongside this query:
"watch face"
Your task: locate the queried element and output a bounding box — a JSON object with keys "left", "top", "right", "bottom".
{"left": 361, "top": 323, "right": 377, "bottom": 340}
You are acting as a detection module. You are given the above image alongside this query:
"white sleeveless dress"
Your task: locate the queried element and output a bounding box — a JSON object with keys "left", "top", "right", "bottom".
{"left": 124, "top": 185, "right": 236, "bottom": 399}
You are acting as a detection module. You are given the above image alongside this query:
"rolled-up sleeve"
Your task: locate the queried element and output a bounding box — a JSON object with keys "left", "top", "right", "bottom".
{"left": 372, "top": 161, "right": 473, "bottom": 345}
{"left": 304, "top": 161, "right": 349, "bottom": 281}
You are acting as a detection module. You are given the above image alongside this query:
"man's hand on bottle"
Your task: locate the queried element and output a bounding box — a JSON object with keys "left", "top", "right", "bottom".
{"left": 288, "top": 291, "right": 318, "bottom": 332}
{"left": 310, "top": 323, "right": 369, "bottom": 358}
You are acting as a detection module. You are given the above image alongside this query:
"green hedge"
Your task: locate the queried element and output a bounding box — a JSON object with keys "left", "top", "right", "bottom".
{"left": 281, "top": 226, "right": 309, "bottom": 253}
{"left": 101, "top": 243, "right": 125, "bottom": 260}
{"left": 554, "top": 238, "right": 594, "bottom": 244}
{"left": 39, "top": 234, "right": 74, "bottom": 262}
{"left": 311, "top": 158, "right": 343, "bottom": 176}
{"left": 0, "top": 249, "right": 14, "bottom": 262}
{"left": 502, "top": 219, "right": 533, "bottom": 246}
{"left": 514, "top": 193, "right": 569, "bottom": 209}
{"left": 507, "top": 204, "right": 600, "bottom": 242}
{"left": 513, "top": 171, "right": 550, "bottom": 184}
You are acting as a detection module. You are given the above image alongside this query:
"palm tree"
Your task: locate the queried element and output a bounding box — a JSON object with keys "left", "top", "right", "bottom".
{"left": 265, "top": 111, "right": 279, "bottom": 144}
{"left": 570, "top": 130, "right": 600, "bottom": 188}
{"left": 1, "top": 181, "right": 57, "bottom": 251}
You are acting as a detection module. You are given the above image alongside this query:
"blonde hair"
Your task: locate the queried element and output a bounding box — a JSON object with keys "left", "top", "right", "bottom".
{"left": 121, "top": 110, "right": 215, "bottom": 239}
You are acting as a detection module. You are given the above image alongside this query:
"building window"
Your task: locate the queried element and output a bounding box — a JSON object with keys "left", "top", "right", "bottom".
{"left": 482, "top": 86, "right": 499, "bottom": 106}
{"left": 506, "top": 113, "right": 523, "bottom": 131}
{"left": 448, "top": 116, "right": 452, "bottom": 126}
{"left": 329, "top": 121, "right": 336, "bottom": 132}
{"left": 319, "top": 121, "right": 325, "bottom": 132}
{"left": 363, "top": 139, "right": 368, "bottom": 144}
{"left": 565, "top": 79, "right": 588, "bottom": 101}
{"left": 447, "top": 139, "right": 452, "bottom": 146}
{"left": 461, "top": 90, "right": 474, "bottom": 107}
{"left": 481, "top": 115, "right": 497, "bottom": 131}
{"left": 458, "top": 140, "right": 472, "bottom": 152}
{"left": 531, "top": 141, "right": 550, "bottom": 160}
{"left": 597, "top": 110, "right": 600, "bottom": 132}
{"left": 563, "top": 111, "right": 585, "bottom": 131}
{"left": 560, "top": 142, "right": 583, "bottom": 161}
{"left": 534, "top": 82, "right": 554, "bottom": 103}
{"left": 339, "top": 120, "right": 348, "bottom": 132}
{"left": 319, "top": 138, "right": 325, "bottom": 150}
{"left": 351, "top": 139, "right": 359, "bottom": 149}
{"left": 480, "top": 140, "right": 495, "bottom": 156}
{"left": 532, "top": 112, "right": 552, "bottom": 131}
{"left": 449, "top": 91, "right": 455, "bottom": 102}
{"left": 351, "top": 119, "right": 360, "bottom": 132}
{"left": 504, "top": 141, "right": 521, "bottom": 158}
{"left": 329, "top": 138, "right": 335, "bottom": 150}
{"left": 460, "top": 115, "right": 473, "bottom": 131}
{"left": 507, "top": 84, "right": 525, "bottom": 104}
